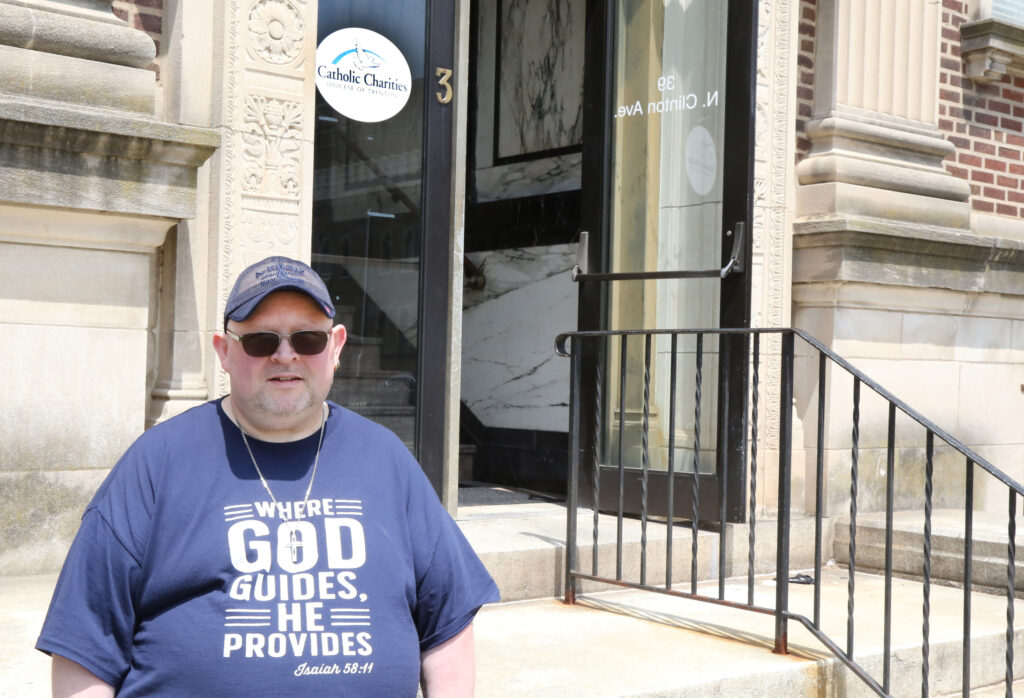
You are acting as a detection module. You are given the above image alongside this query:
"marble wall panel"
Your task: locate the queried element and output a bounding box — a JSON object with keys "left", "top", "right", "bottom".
{"left": 462, "top": 244, "right": 577, "bottom": 431}
{"left": 495, "top": 0, "right": 584, "bottom": 159}
{"left": 473, "top": 0, "right": 583, "bottom": 200}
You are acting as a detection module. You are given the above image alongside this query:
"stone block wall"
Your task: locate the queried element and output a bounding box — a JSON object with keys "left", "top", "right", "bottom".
{"left": 0, "top": 0, "right": 218, "bottom": 575}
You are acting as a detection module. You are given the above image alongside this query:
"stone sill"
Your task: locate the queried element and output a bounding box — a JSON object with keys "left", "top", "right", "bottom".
{"left": 961, "top": 18, "right": 1024, "bottom": 83}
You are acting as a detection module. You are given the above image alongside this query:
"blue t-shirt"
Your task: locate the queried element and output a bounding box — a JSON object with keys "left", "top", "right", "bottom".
{"left": 37, "top": 400, "right": 498, "bottom": 696}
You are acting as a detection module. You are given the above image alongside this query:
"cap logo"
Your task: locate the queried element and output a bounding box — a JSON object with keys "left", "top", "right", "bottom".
{"left": 255, "top": 262, "right": 305, "bottom": 281}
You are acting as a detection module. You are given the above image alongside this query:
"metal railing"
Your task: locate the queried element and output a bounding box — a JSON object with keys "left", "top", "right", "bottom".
{"left": 555, "top": 327, "right": 1024, "bottom": 697}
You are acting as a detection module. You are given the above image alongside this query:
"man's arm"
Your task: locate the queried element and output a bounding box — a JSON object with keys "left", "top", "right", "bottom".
{"left": 51, "top": 655, "right": 114, "bottom": 698}
{"left": 420, "top": 622, "right": 476, "bottom": 697}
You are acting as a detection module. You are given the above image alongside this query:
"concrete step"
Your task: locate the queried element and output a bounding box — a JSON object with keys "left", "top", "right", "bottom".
{"left": 455, "top": 489, "right": 828, "bottom": 603}
{"left": 834, "top": 509, "right": 1024, "bottom": 594}
{"left": 459, "top": 444, "right": 475, "bottom": 482}
{"left": 960, "top": 678, "right": 1024, "bottom": 696}
{"left": 5, "top": 498, "right": 1021, "bottom": 697}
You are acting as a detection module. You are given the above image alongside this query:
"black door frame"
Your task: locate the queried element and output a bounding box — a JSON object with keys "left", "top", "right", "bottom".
{"left": 417, "top": 0, "right": 457, "bottom": 495}
{"left": 576, "top": 0, "right": 758, "bottom": 524}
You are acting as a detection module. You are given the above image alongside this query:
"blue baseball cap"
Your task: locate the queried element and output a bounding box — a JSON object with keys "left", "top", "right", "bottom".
{"left": 224, "top": 256, "right": 335, "bottom": 326}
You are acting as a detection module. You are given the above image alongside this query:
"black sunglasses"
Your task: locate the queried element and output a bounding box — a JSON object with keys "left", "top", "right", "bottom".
{"left": 225, "top": 329, "right": 330, "bottom": 357}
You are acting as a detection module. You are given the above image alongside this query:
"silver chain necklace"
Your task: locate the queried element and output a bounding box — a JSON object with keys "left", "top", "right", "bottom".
{"left": 236, "top": 403, "right": 327, "bottom": 561}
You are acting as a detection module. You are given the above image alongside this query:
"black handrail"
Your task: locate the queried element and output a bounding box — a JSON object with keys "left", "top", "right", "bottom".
{"left": 556, "top": 326, "right": 1023, "bottom": 697}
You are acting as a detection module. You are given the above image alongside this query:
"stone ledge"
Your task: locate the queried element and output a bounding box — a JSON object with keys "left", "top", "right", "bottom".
{"left": 0, "top": 96, "right": 219, "bottom": 219}
{"left": 793, "top": 216, "right": 1024, "bottom": 297}
{"left": 0, "top": 95, "right": 220, "bottom": 164}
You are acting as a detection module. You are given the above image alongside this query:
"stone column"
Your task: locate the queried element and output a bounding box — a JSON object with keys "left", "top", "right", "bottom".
{"left": 796, "top": 0, "right": 970, "bottom": 227}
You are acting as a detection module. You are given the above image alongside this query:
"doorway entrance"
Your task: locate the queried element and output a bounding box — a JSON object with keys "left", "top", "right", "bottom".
{"left": 576, "top": 0, "right": 757, "bottom": 522}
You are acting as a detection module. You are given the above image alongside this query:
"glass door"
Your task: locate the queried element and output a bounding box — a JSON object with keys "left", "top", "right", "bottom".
{"left": 577, "top": 0, "right": 757, "bottom": 523}
{"left": 312, "top": 0, "right": 454, "bottom": 493}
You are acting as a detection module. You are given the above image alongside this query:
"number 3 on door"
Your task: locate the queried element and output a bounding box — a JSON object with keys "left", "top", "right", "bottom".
{"left": 435, "top": 67, "right": 453, "bottom": 104}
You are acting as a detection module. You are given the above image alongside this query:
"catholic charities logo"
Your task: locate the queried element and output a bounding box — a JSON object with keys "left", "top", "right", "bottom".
{"left": 315, "top": 28, "right": 412, "bottom": 123}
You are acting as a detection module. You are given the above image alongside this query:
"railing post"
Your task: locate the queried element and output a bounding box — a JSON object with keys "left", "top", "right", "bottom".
{"left": 774, "top": 331, "right": 794, "bottom": 654}
{"left": 564, "top": 336, "right": 582, "bottom": 604}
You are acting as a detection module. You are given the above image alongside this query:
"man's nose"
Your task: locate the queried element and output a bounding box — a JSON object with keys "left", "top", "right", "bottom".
{"left": 271, "top": 335, "right": 300, "bottom": 361}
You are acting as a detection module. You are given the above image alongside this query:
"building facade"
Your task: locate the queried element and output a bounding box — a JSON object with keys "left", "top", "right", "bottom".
{"left": 2, "top": 0, "right": 1024, "bottom": 575}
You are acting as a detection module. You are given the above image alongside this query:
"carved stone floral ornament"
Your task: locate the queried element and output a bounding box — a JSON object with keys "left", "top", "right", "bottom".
{"left": 248, "top": 0, "right": 304, "bottom": 64}
{"left": 242, "top": 95, "right": 303, "bottom": 196}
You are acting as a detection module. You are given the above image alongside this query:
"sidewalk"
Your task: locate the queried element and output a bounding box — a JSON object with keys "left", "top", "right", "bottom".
{"left": 6, "top": 567, "right": 1024, "bottom": 697}
{"left": 0, "top": 574, "right": 52, "bottom": 698}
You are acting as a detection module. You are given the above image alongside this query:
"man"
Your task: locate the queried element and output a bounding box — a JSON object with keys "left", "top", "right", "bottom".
{"left": 37, "top": 256, "right": 498, "bottom": 696}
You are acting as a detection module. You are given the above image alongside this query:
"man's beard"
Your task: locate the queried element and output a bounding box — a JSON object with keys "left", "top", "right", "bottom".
{"left": 249, "top": 386, "right": 313, "bottom": 413}
{"left": 245, "top": 382, "right": 320, "bottom": 419}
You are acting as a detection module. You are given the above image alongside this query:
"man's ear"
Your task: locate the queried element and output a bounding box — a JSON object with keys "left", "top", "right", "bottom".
{"left": 331, "top": 324, "right": 347, "bottom": 366}
{"left": 212, "top": 331, "right": 231, "bottom": 370}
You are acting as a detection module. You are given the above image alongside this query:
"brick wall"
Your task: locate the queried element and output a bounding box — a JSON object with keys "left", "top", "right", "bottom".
{"left": 111, "top": 0, "right": 164, "bottom": 79}
{"left": 937, "top": 0, "right": 1024, "bottom": 218}
{"left": 795, "top": 0, "right": 816, "bottom": 162}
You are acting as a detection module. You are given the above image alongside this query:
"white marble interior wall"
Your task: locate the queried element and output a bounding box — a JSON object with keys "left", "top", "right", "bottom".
{"left": 461, "top": 245, "right": 578, "bottom": 431}
{"left": 461, "top": 0, "right": 585, "bottom": 439}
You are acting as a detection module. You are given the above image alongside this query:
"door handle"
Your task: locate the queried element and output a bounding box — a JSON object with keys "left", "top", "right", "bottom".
{"left": 572, "top": 223, "right": 745, "bottom": 282}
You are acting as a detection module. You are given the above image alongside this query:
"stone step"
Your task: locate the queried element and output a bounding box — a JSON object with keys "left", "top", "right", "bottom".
{"left": 338, "top": 336, "right": 382, "bottom": 372}
{"left": 834, "top": 509, "right": 1024, "bottom": 593}
{"left": 8, "top": 566, "right": 1020, "bottom": 697}
{"left": 328, "top": 371, "right": 414, "bottom": 407}
{"left": 5, "top": 502, "right": 1019, "bottom": 697}
{"left": 459, "top": 444, "right": 475, "bottom": 482}
{"left": 347, "top": 405, "right": 415, "bottom": 445}
{"left": 472, "top": 567, "right": 1024, "bottom": 697}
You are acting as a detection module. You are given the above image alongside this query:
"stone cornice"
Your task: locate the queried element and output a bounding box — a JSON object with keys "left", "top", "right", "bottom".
{"left": 961, "top": 18, "right": 1024, "bottom": 83}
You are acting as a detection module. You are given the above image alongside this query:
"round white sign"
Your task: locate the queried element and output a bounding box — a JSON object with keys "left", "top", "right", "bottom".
{"left": 315, "top": 28, "right": 412, "bottom": 123}
{"left": 685, "top": 125, "right": 718, "bottom": 196}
